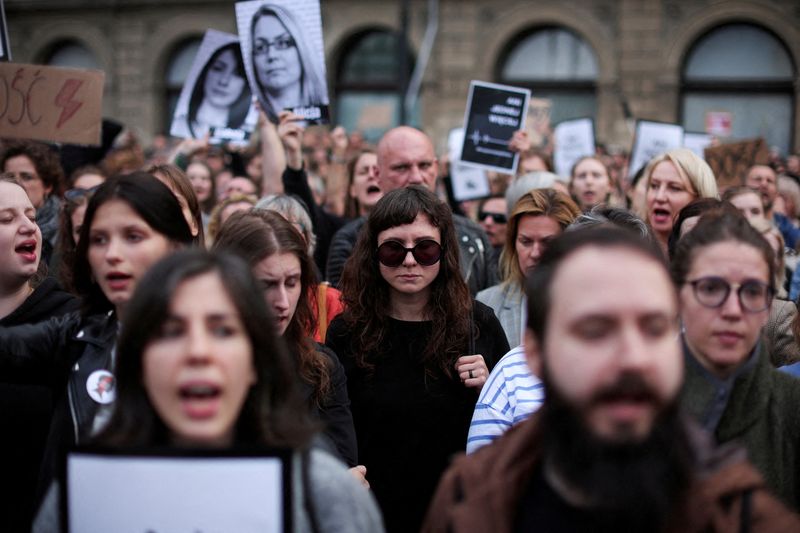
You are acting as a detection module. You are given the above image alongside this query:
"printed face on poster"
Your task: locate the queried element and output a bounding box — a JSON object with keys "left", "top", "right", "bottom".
{"left": 553, "top": 118, "right": 595, "bottom": 178}
{"left": 235, "top": 0, "right": 330, "bottom": 125}
{"left": 0, "top": 0, "right": 9, "bottom": 62}
{"left": 448, "top": 127, "right": 490, "bottom": 201}
{"left": 628, "top": 120, "right": 685, "bottom": 179}
{"left": 683, "top": 132, "right": 713, "bottom": 160}
{"left": 65, "top": 451, "right": 291, "bottom": 533}
{"left": 169, "top": 30, "right": 258, "bottom": 145}
{"left": 460, "top": 80, "right": 531, "bottom": 174}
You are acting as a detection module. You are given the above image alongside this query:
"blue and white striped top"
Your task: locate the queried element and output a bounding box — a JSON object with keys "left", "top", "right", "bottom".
{"left": 466, "top": 344, "right": 545, "bottom": 454}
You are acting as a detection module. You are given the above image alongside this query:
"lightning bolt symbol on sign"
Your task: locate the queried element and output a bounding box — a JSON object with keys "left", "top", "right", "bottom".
{"left": 54, "top": 79, "right": 84, "bottom": 129}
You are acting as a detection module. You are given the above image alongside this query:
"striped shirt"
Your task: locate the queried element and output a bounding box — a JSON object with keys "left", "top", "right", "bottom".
{"left": 466, "top": 345, "right": 545, "bottom": 454}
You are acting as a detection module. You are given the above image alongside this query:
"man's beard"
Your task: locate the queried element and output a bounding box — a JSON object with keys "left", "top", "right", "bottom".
{"left": 540, "top": 370, "right": 694, "bottom": 532}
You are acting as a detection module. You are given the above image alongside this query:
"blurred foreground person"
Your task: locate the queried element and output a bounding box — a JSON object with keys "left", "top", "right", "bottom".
{"left": 32, "top": 250, "right": 383, "bottom": 533}
{"left": 423, "top": 227, "right": 799, "bottom": 533}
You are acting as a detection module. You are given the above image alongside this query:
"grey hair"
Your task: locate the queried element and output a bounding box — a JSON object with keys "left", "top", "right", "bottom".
{"left": 505, "top": 171, "right": 567, "bottom": 216}
{"left": 567, "top": 205, "right": 652, "bottom": 240}
{"left": 254, "top": 194, "right": 317, "bottom": 255}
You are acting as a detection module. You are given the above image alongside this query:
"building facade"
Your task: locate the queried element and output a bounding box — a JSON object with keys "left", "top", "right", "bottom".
{"left": 5, "top": 0, "right": 800, "bottom": 154}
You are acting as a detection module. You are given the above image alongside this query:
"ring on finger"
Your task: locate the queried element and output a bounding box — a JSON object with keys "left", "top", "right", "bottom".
{"left": 468, "top": 369, "right": 474, "bottom": 379}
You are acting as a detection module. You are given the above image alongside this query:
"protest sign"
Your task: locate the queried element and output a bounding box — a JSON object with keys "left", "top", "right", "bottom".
{"left": 235, "top": 0, "right": 330, "bottom": 125}
{"left": 0, "top": 0, "right": 10, "bottom": 62}
{"left": 169, "top": 30, "right": 258, "bottom": 145}
{"left": 705, "top": 111, "right": 732, "bottom": 137}
{"left": 460, "top": 80, "right": 530, "bottom": 174}
{"left": 526, "top": 97, "right": 552, "bottom": 149}
{"left": 704, "top": 138, "right": 769, "bottom": 190}
{"left": 448, "top": 127, "right": 490, "bottom": 201}
{"left": 628, "top": 120, "right": 684, "bottom": 179}
{"left": 683, "top": 132, "right": 713, "bottom": 159}
{"left": 553, "top": 118, "right": 595, "bottom": 178}
{"left": 0, "top": 62, "right": 104, "bottom": 145}
{"left": 65, "top": 450, "right": 291, "bottom": 533}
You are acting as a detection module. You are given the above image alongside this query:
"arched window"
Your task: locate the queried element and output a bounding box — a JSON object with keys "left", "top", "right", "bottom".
{"left": 681, "top": 23, "right": 795, "bottom": 154}
{"left": 45, "top": 40, "right": 100, "bottom": 70}
{"left": 335, "top": 29, "right": 414, "bottom": 142}
{"left": 164, "top": 38, "right": 202, "bottom": 133}
{"left": 498, "top": 27, "right": 598, "bottom": 125}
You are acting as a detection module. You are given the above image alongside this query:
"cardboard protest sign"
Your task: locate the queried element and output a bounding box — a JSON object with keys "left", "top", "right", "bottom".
{"left": 448, "top": 127, "right": 490, "bottom": 201}
{"left": 65, "top": 450, "right": 291, "bottom": 533}
{"left": 704, "top": 138, "right": 769, "bottom": 190}
{"left": 0, "top": 62, "right": 104, "bottom": 145}
{"left": 0, "top": 0, "right": 10, "bottom": 62}
{"left": 628, "top": 120, "right": 684, "bottom": 179}
{"left": 553, "top": 118, "right": 595, "bottom": 178}
{"left": 460, "top": 80, "right": 531, "bottom": 174}
{"left": 235, "top": 0, "right": 330, "bottom": 125}
{"left": 683, "top": 132, "right": 713, "bottom": 160}
{"left": 169, "top": 30, "right": 258, "bottom": 145}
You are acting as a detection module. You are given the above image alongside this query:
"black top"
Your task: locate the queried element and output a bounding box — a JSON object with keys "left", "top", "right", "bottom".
{"left": 325, "top": 301, "right": 509, "bottom": 533}
{"left": 296, "top": 343, "right": 358, "bottom": 467}
{"left": 0, "top": 278, "right": 79, "bottom": 533}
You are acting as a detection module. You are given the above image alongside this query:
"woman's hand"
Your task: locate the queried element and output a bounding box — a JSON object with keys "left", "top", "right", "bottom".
{"left": 349, "top": 465, "right": 370, "bottom": 489}
{"left": 455, "top": 354, "right": 489, "bottom": 389}
{"left": 277, "top": 111, "right": 306, "bottom": 170}
{"left": 508, "top": 130, "right": 530, "bottom": 154}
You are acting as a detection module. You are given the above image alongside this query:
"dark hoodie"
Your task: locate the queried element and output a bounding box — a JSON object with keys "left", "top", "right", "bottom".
{"left": 0, "top": 278, "right": 79, "bottom": 533}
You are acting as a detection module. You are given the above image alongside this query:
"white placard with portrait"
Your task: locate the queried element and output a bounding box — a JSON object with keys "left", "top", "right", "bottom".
{"left": 169, "top": 29, "right": 258, "bottom": 145}
{"left": 448, "top": 127, "right": 491, "bottom": 201}
{"left": 235, "top": 0, "right": 330, "bottom": 124}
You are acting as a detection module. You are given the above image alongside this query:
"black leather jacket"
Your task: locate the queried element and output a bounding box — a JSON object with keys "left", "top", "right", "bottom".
{"left": 0, "top": 310, "right": 118, "bottom": 502}
{"left": 325, "top": 214, "right": 497, "bottom": 295}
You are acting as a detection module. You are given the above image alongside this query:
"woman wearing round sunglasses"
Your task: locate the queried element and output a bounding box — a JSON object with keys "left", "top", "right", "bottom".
{"left": 325, "top": 186, "right": 508, "bottom": 533}
{"left": 673, "top": 210, "right": 800, "bottom": 510}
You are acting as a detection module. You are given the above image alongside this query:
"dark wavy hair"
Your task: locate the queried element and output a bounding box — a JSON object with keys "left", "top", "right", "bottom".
{"left": 212, "top": 209, "right": 331, "bottom": 407}
{"left": 93, "top": 249, "right": 313, "bottom": 448}
{"left": 0, "top": 139, "right": 65, "bottom": 196}
{"left": 73, "top": 173, "right": 194, "bottom": 315}
{"left": 340, "top": 185, "right": 472, "bottom": 376}
{"left": 146, "top": 163, "right": 205, "bottom": 247}
{"left": 188, "top": 42, "right": 252, "bottom": 135}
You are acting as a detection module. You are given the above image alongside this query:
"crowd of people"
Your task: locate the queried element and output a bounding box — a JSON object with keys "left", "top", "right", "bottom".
{"left": 2, "top": 107, "right": 800, "bottom": 533}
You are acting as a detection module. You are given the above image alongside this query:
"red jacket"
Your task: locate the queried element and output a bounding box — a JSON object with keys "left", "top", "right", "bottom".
{"left": 421, "top": 411, "right": 800, "bottom": 533}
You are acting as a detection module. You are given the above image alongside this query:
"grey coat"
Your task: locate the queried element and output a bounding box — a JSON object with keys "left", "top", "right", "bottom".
{"left": 476, "top": 282, "right": 524, "bottom": 348}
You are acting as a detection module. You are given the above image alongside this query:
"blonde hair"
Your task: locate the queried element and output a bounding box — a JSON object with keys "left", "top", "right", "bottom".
{"left": 644, "top": 148, "right": 719, "bottom": 200}
{"left": 501, "top": 188, "right": 580, "bottom": 286}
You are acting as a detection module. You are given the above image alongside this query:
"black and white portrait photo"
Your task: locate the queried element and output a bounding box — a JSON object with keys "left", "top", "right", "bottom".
{"left": 169, "top": 29, "right": 257, "bottom": 144}
{"left": 235, "top": 0, "right": 330, "bottom": 124}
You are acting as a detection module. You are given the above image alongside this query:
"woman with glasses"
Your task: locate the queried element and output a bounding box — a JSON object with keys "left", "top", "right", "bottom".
{"left": 249, "top": 3, "right": 328, "bottom": 123}
{"left": 477, "top": 188, "right": 580, "bottom": 347}
{"left": 325, "top": 186, "right": 508, "bottom": 533}
{"left": 673, "top": 209, "right": 800, "bottom": 511}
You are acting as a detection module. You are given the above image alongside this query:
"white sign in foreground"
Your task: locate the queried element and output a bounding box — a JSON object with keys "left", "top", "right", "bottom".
{"left": 66, "top": 451, "right": 290, "bottom": 533}
{"left": 553, "top": 118, "right": 595, "bottom": 179}
{"left": 628, "top": 120, "right": 685, "bottom": 179}
{"left": 683, "top": 132, "right": 713, "bottom": 160}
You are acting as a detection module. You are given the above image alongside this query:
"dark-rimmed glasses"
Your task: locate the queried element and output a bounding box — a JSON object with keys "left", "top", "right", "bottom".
{"left": 478, "top": 211, "right": 507, "bottom": 224}
{"left": 253, "top": 36, "right": 296, "bottom": 56}
{"left": 686, "top": 276, "right": 773, "bottom": 313}
{"left": 377, "top": 239, "right": 442, "bottom": 268}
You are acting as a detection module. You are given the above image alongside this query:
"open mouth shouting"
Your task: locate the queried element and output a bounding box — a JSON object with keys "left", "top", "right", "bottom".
{"left": 14, "top": 239, "right": 38, "bottom": 262}
{"left": 179, "top": 381, "right": 223, "bottom": 419}
{"left": 105, "top": 271, "right": 133, "bottom": 291}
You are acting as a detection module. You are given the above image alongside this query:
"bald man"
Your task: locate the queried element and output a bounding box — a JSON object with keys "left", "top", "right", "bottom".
{"left": 326, "top": 127, "right": 496, "bottom": 294}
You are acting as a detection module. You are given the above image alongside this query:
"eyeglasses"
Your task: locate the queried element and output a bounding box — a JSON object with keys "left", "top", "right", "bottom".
{"left": 377, "top": 239, "right": 442, "bottom": 268}
{"left": 253, "top": 36, "right": 296, "bottom": 56}
{"left": 64, "top": 185, "right": 100, "bottom": 204}
{"left": 478, "top": 211, "right": 507, "bottom": 224}
{"left": 686, "top": 276, "right": 773, "bottom": 313}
